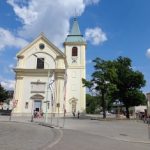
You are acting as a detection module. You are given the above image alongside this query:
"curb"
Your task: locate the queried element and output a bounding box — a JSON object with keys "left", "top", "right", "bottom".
{"left": 36, "top": 122, "right": 63, "bottom": 150}
{"left": 36, "top": 122, "right": 55, "bottom": 128}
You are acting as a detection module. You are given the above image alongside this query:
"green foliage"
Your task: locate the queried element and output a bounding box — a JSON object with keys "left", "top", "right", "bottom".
{"left": 86, "top": 94, "right": 99, "bottom": 114}
{"left": 112, "top": 56, "right": 146, "bottom": 118}
{"left": 83, "top": 56, "right": 146, "bottom": 119}
{"left": 83, "top": 58, "right": 117, "bottom": 118}
{"left": 0, "top": 84, "right": 9, "bottom": 102}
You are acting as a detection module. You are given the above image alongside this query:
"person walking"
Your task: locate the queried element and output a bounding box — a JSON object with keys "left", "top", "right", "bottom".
{"left": 77, "top": 111, "right": 80, "bottom": 119}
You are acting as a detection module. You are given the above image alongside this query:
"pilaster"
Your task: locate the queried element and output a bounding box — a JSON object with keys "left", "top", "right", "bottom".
{"left": 14, "top": 76, "right": 24, "bottom": 113}
{"left": 55, "top": 72, "right": 65, "bottom": 113}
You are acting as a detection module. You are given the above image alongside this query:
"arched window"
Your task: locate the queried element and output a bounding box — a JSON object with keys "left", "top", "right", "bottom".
{"left": 37, "top": 58, "right": 44, "bottom": 69}
{"left": 72, "top": 47, "right": 78, "bottom": 56}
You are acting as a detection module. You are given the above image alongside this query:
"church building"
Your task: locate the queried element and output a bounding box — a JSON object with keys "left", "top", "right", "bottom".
{"left": 13, "top": 18, "right": 86, "bottom": 116}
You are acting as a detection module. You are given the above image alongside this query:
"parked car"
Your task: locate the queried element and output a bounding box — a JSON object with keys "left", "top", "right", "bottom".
{"left": 100, "top": 111, "right": 111, "bottom": 115}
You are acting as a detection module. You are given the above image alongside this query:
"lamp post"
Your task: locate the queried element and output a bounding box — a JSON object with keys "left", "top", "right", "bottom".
{"left": 45, "top": 68, "right": 50, "bottom": 123}
{"left": 33, "top": 54, "right": 54, "bottom": 123}
{"left": 49, "top": 79, "right": 54, "bottom": 124}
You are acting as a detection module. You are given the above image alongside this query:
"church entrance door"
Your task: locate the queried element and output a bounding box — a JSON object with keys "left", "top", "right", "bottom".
{"left": 34, "top": 100, "right": 42, "bottom": 112}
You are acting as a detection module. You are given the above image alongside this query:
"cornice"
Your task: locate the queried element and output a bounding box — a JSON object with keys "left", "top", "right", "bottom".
{"left": 63, "top": 42, "right": 86, "bottom": 46}
{"left": 17, "top": 55, "right": 24, "bottom": 59}
{"left": 14, "top": 68, "right": 65, "bottom": 76}
{"left": 67, "top": 66, "right": 85, "bottom": 69}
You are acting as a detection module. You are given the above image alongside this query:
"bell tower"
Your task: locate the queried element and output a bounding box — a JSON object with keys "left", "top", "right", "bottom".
{"left": 64, "top": 17, "right": 86, "bottom": 114}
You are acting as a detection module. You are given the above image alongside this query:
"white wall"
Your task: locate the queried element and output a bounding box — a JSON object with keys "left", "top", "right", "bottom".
{"left": 17, "top": 39, "right": 57, "bottom": 69}
{"left": 64, "top": 44, "right": 86, "bottom": 114}
{"left": 14, "top": 37, "right": 65, "bottom": 115}
{"left": 25, "top": 53, "right": 55, "bottom": 69}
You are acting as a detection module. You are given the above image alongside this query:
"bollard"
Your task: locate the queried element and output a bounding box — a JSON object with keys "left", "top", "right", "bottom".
{"left": 31, "top": 115, "right": 34, "bottom": 122}
{"left": 148, "top": 118, "right": 150, "bottom": 139}
{"left": 148, "top": 125, "right": 150, "bottom": 139}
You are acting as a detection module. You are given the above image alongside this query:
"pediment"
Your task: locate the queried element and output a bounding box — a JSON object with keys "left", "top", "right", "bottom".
{"left": 17, "top": 33, "right": 65, "bottom": 58}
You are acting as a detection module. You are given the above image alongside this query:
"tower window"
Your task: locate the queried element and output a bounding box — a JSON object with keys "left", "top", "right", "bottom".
{"left": 72, "top": 47, "right": 78, "bottom": 56}
{"left": 37, "top": 58, "right": 44, "bottom": 69}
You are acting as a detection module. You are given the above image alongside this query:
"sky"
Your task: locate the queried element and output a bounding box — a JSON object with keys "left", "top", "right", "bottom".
{"left": 0, "top": 0, "right": 150, "bottom": 93}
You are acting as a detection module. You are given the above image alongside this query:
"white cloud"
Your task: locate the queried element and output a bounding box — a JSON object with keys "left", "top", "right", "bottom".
{"left": 85, "top": 27, "right": 107, "bottom": 45}
{"left": 7, "top": 0, "right": 38, "bottom": 25}
{"left": 146, "top": 48, "right": 150, "bottom": 58}
{"left": 4, "top": 63, "right": 16, "bottom": 74}
{"left": 0, "top": 28, "right": 28, "bottom": 51}
{"left": 9, "top": 64, "right": 15, "bottom": 73}
{"left": 7, "top": 0, "right": 100, "bottom": 47}
{"left": 84, "top": 0, "right": 100, "bottom": 5}
{"left": 0, "top": 79, "right": 15, "bottom": 90}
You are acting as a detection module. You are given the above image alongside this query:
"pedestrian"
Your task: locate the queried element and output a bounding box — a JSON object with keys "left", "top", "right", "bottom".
{"left": 34, "top": 110, "right": 37, "bottom": 118}
{"left": 77, "top": 111, "right": 80, "bottom": 119}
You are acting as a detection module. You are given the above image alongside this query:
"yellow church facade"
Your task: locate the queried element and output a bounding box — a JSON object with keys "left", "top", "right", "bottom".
{"left": 13, "top": 18, "right": 86, "bottom": 116}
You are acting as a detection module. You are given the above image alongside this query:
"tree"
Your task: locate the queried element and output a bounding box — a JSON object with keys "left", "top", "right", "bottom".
{"left": 83, "top": 56, "right": 146, "bottom": 119}
{"left": 86, "top": 94, "right": 99, "bottom": 114}
{"left": 113, "top": 56, "right": 146, "bottom": 118}
{"left": 83, "top": 58, "right": 117, "bottom": 119}
{"left": 0, "top": 84, "right": 9, "bottom": 102}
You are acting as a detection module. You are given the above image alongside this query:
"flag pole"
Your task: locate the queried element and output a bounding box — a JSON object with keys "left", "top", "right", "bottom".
{"left": 62, "top": 109, "right": 66, "bottom": 128}
{"left": 62, "top": 69, "right": 67, "bottom": 128}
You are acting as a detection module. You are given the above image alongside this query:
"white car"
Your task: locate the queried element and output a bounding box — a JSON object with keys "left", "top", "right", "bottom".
{"left": 100, "top": 111, "right": 111, "bottom": 115}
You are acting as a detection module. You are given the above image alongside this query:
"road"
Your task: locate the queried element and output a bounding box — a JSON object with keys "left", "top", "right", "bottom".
{"left": 0, "top": 121, "right": 61, "bottom": 150}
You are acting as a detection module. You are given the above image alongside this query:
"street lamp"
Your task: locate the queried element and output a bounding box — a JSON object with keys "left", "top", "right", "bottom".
{"left": 33, "top": 54, "right": 54, "bottom": 123}
{"left": 48, "top": 79, "right": 54, "bottom": 124}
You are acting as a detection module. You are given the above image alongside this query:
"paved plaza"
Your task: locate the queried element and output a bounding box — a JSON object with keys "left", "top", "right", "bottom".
{"left": 0, "top": 115, "right": 150, "bottom": 150}
{"left": 0, "top": 121, "right": 61, "bottom": 150}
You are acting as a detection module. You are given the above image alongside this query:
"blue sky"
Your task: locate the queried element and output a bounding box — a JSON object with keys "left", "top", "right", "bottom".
{"left": 0, "top": 0, "right": 150, "bottom": 93}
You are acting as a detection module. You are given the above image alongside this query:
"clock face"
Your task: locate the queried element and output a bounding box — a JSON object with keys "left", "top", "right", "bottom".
{"left": 72, "top": 57, "right": 77, "bottom": 63}
{"left": 39, "top": 43, "right": 45, "bottom": 49}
